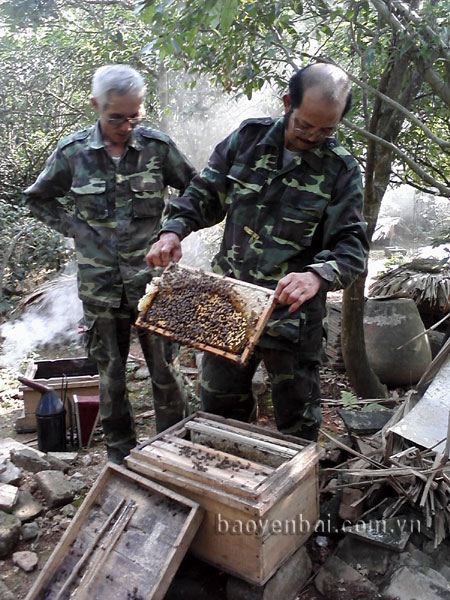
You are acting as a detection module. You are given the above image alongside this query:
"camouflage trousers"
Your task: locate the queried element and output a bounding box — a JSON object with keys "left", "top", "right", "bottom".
{"left": 200, "top": 345, "right": 322, "bottom": 441}
{"left": 82, "top": 300, "right": 187, "bottom": 464}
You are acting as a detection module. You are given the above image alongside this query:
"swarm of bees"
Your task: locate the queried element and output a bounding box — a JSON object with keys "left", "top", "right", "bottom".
{"left": 138, "top": 264, "right": 259, "bottom": 355}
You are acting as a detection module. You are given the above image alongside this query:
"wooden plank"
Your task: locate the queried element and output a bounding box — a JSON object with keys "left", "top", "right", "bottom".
{"left": 127, "top": 454, "right": 270, "bottom": 516}
{"left": 138, "top": 443, "right": 262, "bottom": 499}
{"left": 190, "top": 430, "right": 286, "bottom": 468}
{"left": 240, "top": 297, "right": 277, "bottom": 364}
{"left": 26, "top": 464, "right": 203, "bottom": 600}
{"left": 254, "top": 445, "right": 321, "bottom": 501}
{"left": 185, "top": 420, "right": 297, "bottom": 459}
{"left": 193, "top": 412, "right": 312, "bottom": 449}
{"left": 155, "top": 435, "right": 274, "bottom": 480}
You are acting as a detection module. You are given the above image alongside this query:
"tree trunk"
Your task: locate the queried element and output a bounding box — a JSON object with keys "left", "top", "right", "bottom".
{"left": 341, "top": 49, "right": 425, "bottom": 397}
{"left": 341, "top": 273, "right": 388, "bottom": 398}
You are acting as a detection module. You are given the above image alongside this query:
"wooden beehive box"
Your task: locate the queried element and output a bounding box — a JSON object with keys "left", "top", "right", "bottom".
{"left": 136, "top": 264, "right": 275, "bottom": 364}
{"left": 16, "top": 357, "right": 99, "bottom": 433}
{"left": 26, "top": 464, "right": 203, "bottom": 600}
{"left": 126, "top": 412, "right": 322, "bottom": 585}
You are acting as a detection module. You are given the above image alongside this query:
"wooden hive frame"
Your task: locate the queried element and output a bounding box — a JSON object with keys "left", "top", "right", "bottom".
{"left": 136, "top": 264, "right": 276, "bottom": 365}
{"left": 26, "top": 464, "right": 203, "bottom": 600}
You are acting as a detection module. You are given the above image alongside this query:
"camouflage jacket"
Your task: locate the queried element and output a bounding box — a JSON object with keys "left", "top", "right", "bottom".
{"left": 23, "top": 122, "right": 196, "bottom": 308}
{"left": 161, "top": 117, "right": 369, "bottom": 355}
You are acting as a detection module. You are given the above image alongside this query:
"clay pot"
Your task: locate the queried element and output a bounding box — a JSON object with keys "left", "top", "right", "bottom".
{"left": 363, "top": 297, "right": 432, "bottom": 386}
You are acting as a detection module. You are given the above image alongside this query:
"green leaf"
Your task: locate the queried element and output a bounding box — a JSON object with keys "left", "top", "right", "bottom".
{"left": 340, "top": 390, "right": 358, "bottom": 409}
{"left": 137, "top": 3, "right": 156, "bottom": 22}
{"left": 171, "top": 37, "right": 182, "bottom": 55}
{"left": 220, "top": 0, "right": 238, "bottom": 33}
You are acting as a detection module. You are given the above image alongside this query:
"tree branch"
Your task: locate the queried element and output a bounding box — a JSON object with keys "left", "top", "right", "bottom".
{"left": 323, "top": 56, "right": 450, "bottom": 149}
{"left": 369, "top": 0, "right": 450, "bottom": 106}
{"left": 342, "top": 118, "right": 450, "bottom": 197}
{"left": 389, "top": 0, "right": 450, "bottom": 65}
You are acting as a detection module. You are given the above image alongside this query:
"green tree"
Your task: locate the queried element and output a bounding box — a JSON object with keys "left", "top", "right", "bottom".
{"left": 135, "top": 0, "right": 450, "bottom": 397}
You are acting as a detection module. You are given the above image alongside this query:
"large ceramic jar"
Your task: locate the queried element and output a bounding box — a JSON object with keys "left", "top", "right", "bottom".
{"left": 363, "top": 297, "right": 432, "bottom": 386}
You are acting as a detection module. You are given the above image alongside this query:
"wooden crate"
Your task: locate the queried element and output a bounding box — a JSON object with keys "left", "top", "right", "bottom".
{"left": 16, "top": 357, "right": 99, "bottom": 433}
{"left": 26, "top": 464, "right": 203, "bottom": 600}
{"left": 126, "top": 412, "right": 322, "bottom": 585}
{"left": 136, "top": 264, "right": 275, "bottom": 365}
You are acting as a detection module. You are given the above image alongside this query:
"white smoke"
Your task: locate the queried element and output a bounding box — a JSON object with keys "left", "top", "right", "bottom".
{"left": 162, "top": 75, "right": 281, "bottom": 268}
{"left": 0, "top": 272, "right": 83, "bottom": 368}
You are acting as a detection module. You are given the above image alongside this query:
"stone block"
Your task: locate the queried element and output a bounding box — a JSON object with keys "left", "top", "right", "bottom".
{"left": 336, "top": 535, "right": 391, "bottom": 575}
{"left": 0, "top": 511, "right": 21, "bottom": 557}
{"left": 47, "top": 451, "right": 78, "bottom": 465}
{"left": 337, "top": 409, "right": 394, "bottom": 436}
{"left": 0, "top": 460, "right": 23, "bottom": 486}
{"left": 10, "top": 448, "right": 51, "bottom": 474}
{"left": 0, "top": 483, "right": 19, "bottom": 513}
{"left": 12, "top": 550, "right": 38, "bottom": 572}
{"left": 21, "top": 521, "right": 39, "bottom": 541}
{"left": 382, "top": 565, "right": 450, "bottom": 600}
{"left": 12, "top": 490, "right": 44, "bottom": 522}
{"left": 34, "top": 470, "right": 75, "bottom": 508}
{"left": 314, "top": 554, "right": 378, "bottom": 600}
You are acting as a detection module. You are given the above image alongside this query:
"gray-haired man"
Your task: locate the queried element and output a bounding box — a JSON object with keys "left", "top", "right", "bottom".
{"left": 24, "top": 64, "right": 196, "bottom": 464}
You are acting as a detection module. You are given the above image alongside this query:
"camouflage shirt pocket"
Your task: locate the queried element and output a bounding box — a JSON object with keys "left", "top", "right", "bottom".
{"left": 130, "top": 176, "right": 164, "bottom": 218}
{"left": 71, "top": 179, "right": 108, "bottom": 221}
{"left": 272, "top": 196, "right": 328, "bottom": 248}
{"left": 226, "top": 164, "right": 267, "bottom": 199}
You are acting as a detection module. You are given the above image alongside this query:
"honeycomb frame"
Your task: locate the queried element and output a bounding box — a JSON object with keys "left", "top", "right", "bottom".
{"left": 136, "top": 264, "right": 276, "bottom": 364}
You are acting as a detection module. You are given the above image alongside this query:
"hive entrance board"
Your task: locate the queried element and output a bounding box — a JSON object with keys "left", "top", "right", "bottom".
{"left": 26, "top": 464, "right": 203, "bottom": 600}
{"left": 136, "top": 263, "right": 275, "bottom": 364}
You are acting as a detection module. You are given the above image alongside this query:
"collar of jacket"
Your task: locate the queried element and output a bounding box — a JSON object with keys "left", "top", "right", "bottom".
{"left": 87, "top": 121, "right": 141, "bottom": 151}
{"left": 255, "top": 116, "right": 339, "bottom": 173}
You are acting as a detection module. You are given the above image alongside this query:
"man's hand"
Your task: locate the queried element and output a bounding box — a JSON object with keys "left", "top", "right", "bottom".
{"left": 274, "top": 271, "right": 322, "bottom": 313}
{"left": 146, "top": 232, "right": 182, "bottom": 267}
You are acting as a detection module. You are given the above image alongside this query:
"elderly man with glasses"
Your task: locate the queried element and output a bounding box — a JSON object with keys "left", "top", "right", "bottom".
{"left": 147, "top": 62, "right": 369, "bottom": 442}
{"left": 24, "top": 64, "right": 196, "bottom": 464}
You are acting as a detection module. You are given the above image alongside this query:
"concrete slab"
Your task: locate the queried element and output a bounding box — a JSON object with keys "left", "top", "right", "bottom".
{"left": 0, "top": 438, "right": 44, "bottom": 462}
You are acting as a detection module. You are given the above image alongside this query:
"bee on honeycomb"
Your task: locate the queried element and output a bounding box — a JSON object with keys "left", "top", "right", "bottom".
{"left": 139, "top": 264, "right": 258, "bottom": 354}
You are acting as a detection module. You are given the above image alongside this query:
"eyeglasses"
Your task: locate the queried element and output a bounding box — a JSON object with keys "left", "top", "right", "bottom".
{"left": 107, "top": 115, "right": 144, "bottom": 126}
{"left": 292, "top": 117, "right": 336, "bottom": 140}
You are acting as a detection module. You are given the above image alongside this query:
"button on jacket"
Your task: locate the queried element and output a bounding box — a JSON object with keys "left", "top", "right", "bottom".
{"left": 160, "top": 117, "right": 369, "bottom": 359}
{"left": 24, "top": 122, "right": 197, "bottom": 307}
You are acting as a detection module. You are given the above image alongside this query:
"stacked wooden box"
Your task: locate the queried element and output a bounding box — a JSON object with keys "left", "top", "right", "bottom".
{"left": 126, "top": 412, "right": 322, "bottom": 585}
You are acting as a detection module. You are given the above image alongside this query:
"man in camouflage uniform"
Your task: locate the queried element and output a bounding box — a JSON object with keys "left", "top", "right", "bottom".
{"left": 147, "top": 63, "right": 369, "bottom": 441}
{"left": 24, "top": 64, "right": 196, "bottom": 463}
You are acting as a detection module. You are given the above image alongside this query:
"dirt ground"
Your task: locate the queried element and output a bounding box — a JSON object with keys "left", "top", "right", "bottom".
{"left": 0, "top": 334, "right": 355, "bottom": 600}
